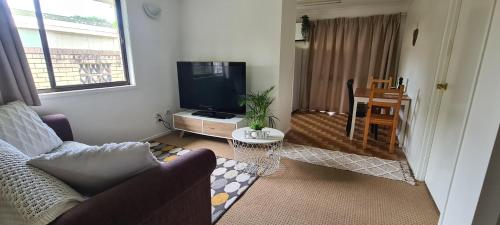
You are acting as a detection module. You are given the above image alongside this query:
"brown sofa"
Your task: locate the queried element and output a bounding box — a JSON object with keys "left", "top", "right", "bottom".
{"left": 41, "top": 114, "right": 216, "bottom": 225}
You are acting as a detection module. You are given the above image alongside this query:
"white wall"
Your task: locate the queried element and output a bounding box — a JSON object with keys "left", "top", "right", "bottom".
{"left": 397, "top": 0, "right": 453, "bottom": 179}
{"left": 32, "top": 0, "right": 296, "bottom": 143}
{"left": 34, "top": 0, "right": 180, "bottom": 145}
{"left": 297, "top": 1, "right": 409, "bottom": 20}
{"left": 178, "top": 0, "right": 295, "bottom": 131}
{"left": 276, "top": 0, "right": 297, "bottom": 132}
{"left": 440, "top": 1, "right": 500, "bottom": 223}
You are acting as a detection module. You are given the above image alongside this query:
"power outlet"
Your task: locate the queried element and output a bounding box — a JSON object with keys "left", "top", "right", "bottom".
{"left": 154, "top": 110, "right": 173, "bottom": 131}
{"left": 154, "top": 112, "right": 163, "bottom": 123}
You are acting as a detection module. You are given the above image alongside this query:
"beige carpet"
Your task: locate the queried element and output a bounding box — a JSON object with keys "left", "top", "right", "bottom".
{"left": 155, "top": 133, "right": 439, "bottom": 225}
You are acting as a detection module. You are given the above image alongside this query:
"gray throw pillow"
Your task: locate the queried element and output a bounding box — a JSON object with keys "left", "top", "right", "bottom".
{"left": 0, "top": 101, "right": 63, "bottom": 157}
{"left": 28, "top": 142, "right": 160, "bottom": 195}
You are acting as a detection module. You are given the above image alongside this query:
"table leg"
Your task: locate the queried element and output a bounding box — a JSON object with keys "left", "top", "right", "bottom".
{"left": 398, "top": 102, "right": 410, "bottom": 147}
{"left": 349, "top": 99, "right": 358, "bottom": 140}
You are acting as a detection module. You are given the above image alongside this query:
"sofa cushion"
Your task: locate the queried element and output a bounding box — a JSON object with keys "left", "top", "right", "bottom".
{"left": 28, "top": 142, "right": 161, "bottom": 196}
{"left": 48, "top": 141, "right": 90, "bottom": 154}
{"left": 0, "top": 101, "right": 63, "bottom": 157}
{"left": 0, "top": 139, "right": 84, "bottom": 225}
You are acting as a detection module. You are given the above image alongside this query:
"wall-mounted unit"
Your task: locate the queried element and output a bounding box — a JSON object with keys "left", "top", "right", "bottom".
{"left": 297, "top": 0, "right": 342, "bottom": 7}
{"left": 295, "top": 23, "right": 305, "bottom": 41}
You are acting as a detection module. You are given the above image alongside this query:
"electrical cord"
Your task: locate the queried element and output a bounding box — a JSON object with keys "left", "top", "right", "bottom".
{"left": 155, "top": 110, "right": 173, "bottom": 131}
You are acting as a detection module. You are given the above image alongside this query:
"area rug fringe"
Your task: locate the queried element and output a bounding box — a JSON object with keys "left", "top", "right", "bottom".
{"left": 281, "top": 142, "right": 416, "bottom": 185}
{"left": 399, "top": 160, "right": 416, "bottom": 185}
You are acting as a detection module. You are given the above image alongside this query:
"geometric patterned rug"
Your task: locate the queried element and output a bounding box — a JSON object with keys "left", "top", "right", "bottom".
{"left": 281, "top": 142, "right": 416, "bottom": 185}
{"left": 148, "top": 141, "right": 258, "bottom": 224}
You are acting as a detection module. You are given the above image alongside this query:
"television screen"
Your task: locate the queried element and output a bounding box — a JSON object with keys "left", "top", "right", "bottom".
{"left": 177, "top": 61, "right": 246, "bottom": 114}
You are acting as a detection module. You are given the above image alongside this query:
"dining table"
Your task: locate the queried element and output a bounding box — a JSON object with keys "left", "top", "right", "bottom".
{"left": 349, "top": 88, "right": 411, "bottom": 147}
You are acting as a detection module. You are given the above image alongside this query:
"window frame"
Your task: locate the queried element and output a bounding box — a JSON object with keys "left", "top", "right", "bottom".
{"left": 28, "top": 0, "right": 131, "bottom": 93}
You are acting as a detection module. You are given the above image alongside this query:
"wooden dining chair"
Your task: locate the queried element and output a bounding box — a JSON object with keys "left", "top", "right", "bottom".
{"left": 368, "top": 76, "right": 394, "bottom": 126}
{"left": 362, "top": 84, "right": 404, "bottom": 153}
{"left": 367, "top": 76, "right": 393, "bottom": 89}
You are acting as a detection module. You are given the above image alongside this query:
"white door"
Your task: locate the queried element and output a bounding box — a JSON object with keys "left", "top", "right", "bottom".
{"left": 424, "top": 0, "right": 496, "bottom": 212}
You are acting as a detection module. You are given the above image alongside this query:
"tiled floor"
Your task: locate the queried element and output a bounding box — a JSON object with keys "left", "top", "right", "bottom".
{"left": 285, "top": 112, "right": 406, "bottom": 161}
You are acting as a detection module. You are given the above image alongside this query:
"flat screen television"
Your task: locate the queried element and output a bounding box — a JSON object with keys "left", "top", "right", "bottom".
{"left": 177, "top": 61, "right": 246, "bottom": 115}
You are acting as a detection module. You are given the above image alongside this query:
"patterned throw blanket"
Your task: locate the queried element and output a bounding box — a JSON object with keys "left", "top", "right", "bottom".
{"left": 0, "top": 140, "right": 84, "bottom": 225}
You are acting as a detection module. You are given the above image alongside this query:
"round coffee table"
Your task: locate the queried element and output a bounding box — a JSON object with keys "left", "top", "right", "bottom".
{"left": 231, "top": 127, "right": 284, "bottom": 176}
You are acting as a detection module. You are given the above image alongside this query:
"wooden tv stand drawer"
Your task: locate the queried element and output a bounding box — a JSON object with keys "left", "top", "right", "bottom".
{"left": 173, "top": 115, "right": 202, "bottom": 133}
{"left": 203, "top": 121, "right": 236, "bottom": 138}
{"left": 173, "top": 111, "right": 245, "bottom": 139}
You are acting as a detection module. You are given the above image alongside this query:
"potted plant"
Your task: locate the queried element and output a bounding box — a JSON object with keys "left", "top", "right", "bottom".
{"left": 240, "top": 86, "right": 278, "bottom": 138}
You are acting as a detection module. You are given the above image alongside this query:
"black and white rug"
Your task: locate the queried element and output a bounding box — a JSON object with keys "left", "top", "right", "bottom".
{"left": 148, "top": 141, "right": 258, "bottom": 223}
{"left": 281, "top": 142, "right": 416, "bottom": 185}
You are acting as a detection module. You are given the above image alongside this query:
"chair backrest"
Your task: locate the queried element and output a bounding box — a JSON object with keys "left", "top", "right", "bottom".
{"left": 367, "top": 76, "right": 393, "bottom": 89}
{"left": 367, "top": 83, "right": 404, "bottom": 111}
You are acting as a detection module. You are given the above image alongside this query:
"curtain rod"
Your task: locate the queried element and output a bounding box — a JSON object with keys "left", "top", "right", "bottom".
{"left": 298, "top": 12, "right": 408, "bottom": 21}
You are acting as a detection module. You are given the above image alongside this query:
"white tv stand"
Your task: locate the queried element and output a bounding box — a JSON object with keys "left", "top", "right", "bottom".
{"left": 173, "top": 110, "right": 246, "bottom": 139}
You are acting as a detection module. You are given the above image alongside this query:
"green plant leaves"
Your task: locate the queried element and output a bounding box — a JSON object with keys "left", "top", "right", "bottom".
{"left": 240, "top": 86, "right": 277, "bottom": 130}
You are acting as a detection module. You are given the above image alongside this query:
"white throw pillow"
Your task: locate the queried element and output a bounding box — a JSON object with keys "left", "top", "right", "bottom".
{"left": 28, "top": 142, "right": 161, "bottom": 195}
{"left": 48, "top": 141, "right": 90, "bottom": 154}
{"left": 0, "top": 101, "right": 63, "bottom": 157}
{"left": 0, "top": 139, "right": 84, "bottom": 225}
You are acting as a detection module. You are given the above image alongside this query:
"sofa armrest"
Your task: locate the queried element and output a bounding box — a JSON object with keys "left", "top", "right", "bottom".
{"left": 41, "top": 114, "right": 74, "bottom": 141}
{"left": 50, "top": 149, "right": 216, "bottom": 225}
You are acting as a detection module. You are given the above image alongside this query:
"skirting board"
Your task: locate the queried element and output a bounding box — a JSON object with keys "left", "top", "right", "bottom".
{"left": 140, "top": 130, "right": 172, "bottom": 142}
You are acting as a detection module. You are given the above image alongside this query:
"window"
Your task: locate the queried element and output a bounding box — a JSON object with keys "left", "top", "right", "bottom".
{"left": 6, "top": 0, "right": 130, "bottom": 92}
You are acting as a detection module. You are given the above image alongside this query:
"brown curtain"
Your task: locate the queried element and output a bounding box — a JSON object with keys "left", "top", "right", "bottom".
{"left": 295, "top": 42, "right": 311, "bottom": 110}
{"left": 0, "top": 0, "right": 40, "bottom": 106}
{"left": 306, "top": 14, "right": 400, "bottom": 113}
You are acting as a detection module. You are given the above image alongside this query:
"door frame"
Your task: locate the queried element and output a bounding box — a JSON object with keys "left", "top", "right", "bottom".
{"left": 412, "top": 0, "right": 463, "bottom": 180}
{"left": 439, "top": 0, "right": 499, "bottom": 223}
{"left": 416, "top": 0, "right": 497, "bottom": 183}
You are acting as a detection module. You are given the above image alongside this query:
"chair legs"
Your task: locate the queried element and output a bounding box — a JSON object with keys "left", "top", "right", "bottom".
{"left": 389, "top": 124, "right": 397, "bottom": 153}
{"left": 362, "top": 119, "right": 371, "bottom": 150}
{"left": 365, "top": 123, "right": 396, "bottom": 153}
{"left": 371, "top": 125, "right": 379, "bottom": 140}
{"left": 346, "top": 116, "right": 352, "bottom": 137}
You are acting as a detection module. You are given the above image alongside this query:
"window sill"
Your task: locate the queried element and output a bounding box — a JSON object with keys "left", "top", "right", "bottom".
{"left": 39, "top": 84, "right": 137, "bottom": 100}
